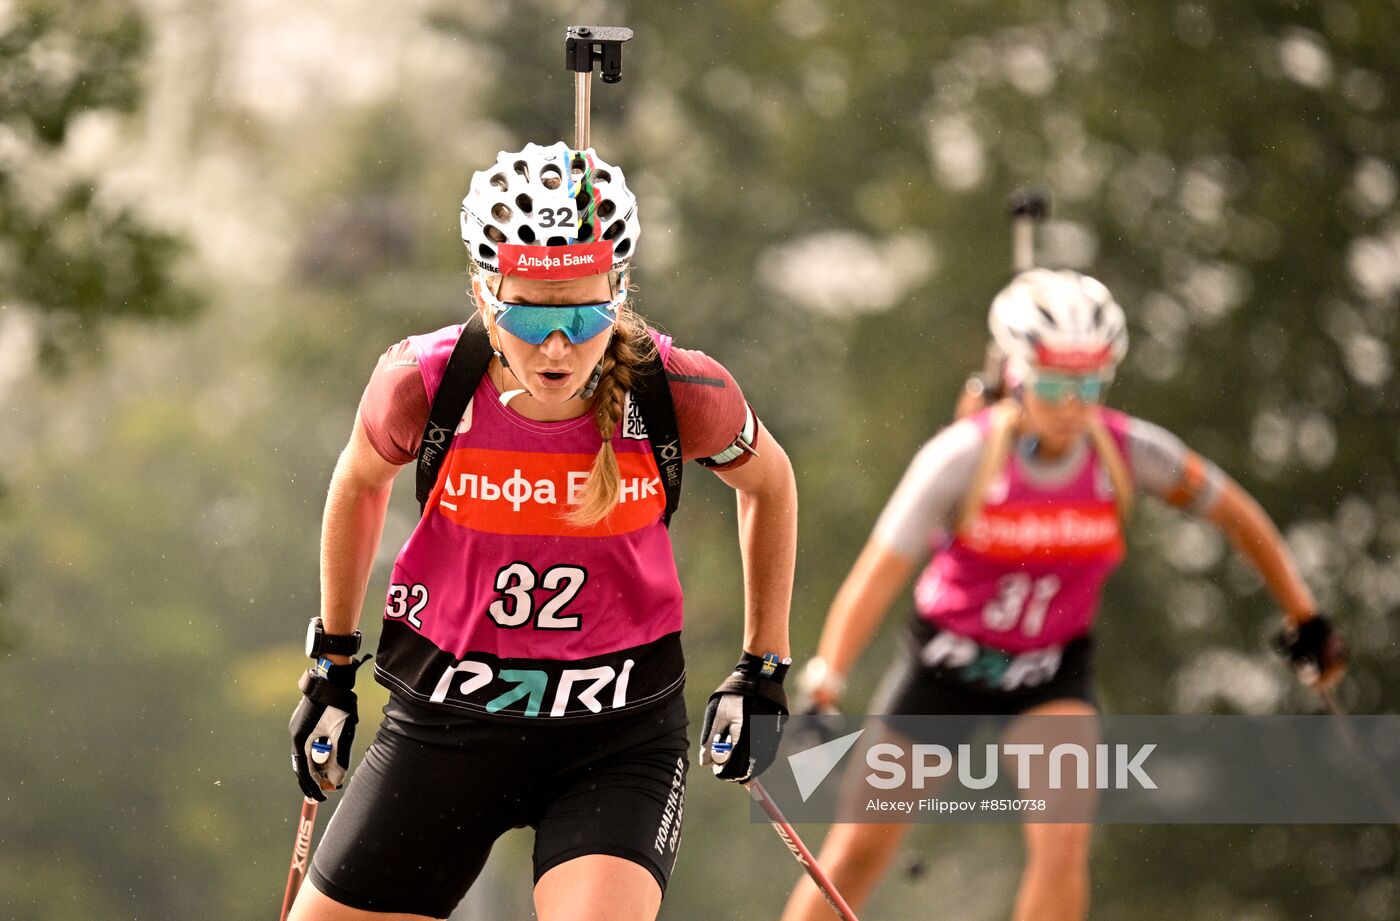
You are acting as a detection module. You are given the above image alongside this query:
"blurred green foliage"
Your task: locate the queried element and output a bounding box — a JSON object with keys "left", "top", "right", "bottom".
{"left": 0, "top": 0, "right": 200, "bottom": 371}
{"left": 2, "top": 0, "right": 1398, "bottom": 919}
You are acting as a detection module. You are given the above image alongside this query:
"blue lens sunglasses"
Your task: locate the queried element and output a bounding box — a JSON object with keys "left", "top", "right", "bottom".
{"left": 476, "top": 278, "right": 626, "bottom": 345}
{"left": 1027, "top": 370, "right": 1110, "bottom": 404}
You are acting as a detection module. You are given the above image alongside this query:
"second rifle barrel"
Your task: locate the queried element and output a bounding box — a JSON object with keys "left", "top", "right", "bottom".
{"left": 1011, "top": 219, "right": 1035, "bottom": 273}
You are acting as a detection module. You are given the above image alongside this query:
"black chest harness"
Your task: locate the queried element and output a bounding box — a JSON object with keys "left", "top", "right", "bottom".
{"left": 413, "top": 314, "right": 684, "bottom": 524}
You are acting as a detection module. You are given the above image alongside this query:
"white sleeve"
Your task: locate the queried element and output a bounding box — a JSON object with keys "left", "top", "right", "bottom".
{"left": 1126, "top": 417, "right": 1226, "bottom": 515}
{"left": 872, "top": 419, "right": 985, "bottom": 560}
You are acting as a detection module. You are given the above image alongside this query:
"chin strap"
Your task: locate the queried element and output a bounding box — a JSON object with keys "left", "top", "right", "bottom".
{"left": 576, "top": 362, "right": 603, "bottom": 400}
{"left": 492, "top": 349, "right": 607, "bottom": 406}
{"left": 493, "top": 349, "right": 532, "bottom": 407}
{"left": 477, "top": 277, "right": 534, "bottom": 408}
{"left": 573, "top": 328, "right": 614, "bottom": 400}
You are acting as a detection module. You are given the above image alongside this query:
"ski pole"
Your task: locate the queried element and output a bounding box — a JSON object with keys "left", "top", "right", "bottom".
{"left": 747, "top": 779, "right": 863, "bottom": 921}
{"left": 1316, "top": 688, "right": 1400, "bottom": 825}
{"left": 278, "top": 797, "right": 319, "bottom": 921}
{"left": 565, "top": 25, "right": 633, "bottom": 150}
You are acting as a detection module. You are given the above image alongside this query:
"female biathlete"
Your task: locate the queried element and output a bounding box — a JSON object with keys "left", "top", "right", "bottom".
{"left": 285, "top": 141, "right": 798, "bottom": 921}
{"left": 781, "top": 269, "right": 1348, "bottom": 921}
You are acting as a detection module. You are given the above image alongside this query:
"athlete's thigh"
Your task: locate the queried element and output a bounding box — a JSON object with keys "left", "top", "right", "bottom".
{"left": 307, "top": 720, "right": 524, "bottom": 919}
{"left": 1001, "top": 696, "right": 1101, "bottom": 823}
{"left": 534, "top": 854, "right": 662, "bottom": 921}
{"left": 288, "top": 877, "right": 441, "bottom": 921}
{"left": 531, "top": 699, "right": 690, "bottom": 897}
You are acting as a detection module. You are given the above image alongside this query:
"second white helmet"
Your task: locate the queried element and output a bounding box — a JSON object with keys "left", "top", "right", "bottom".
{"left": 989, "top": 269, "right": 1128, "bottom": 374}
{"left": 460, "top": 141, "right": 640, "bottom": 276}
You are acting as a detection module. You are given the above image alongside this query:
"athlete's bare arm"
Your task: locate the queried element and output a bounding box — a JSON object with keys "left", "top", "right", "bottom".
{"left": 318, "top": 414, "right": 402, "bottom": 664}
{"left": 1137, "top": 426, "right": 1318, "bottom": 626}
{"left": 1155, "top": 447, "right": 1339, "bottom": 688}
{"left": 798, "top": 421, "right": 980, "bottom": 704}
{"left": 715, "top": 420, "right": 797, "bottom": 659}
{"left": 809, "top": 538, "right": 917, "bottom": 706}
{"left": 1202, "top": 478, "right": 1317, "bottom": 624}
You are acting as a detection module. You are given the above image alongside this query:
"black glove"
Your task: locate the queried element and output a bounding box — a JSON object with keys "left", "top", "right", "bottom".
{"left": 699, "top": 652, "right": 791, "bottom": 783}
{"left": 1275, "top": 614, "right": 1348, "bottom": 687}
{"left": 289, "top": 656, "right": 370, "bottom": 802}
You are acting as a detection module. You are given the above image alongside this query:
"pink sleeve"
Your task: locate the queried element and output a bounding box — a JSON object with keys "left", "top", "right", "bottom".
{"left": 356, "top": 340, "right": 430, "bottom": 466}
{"left": 664, "top": 345, "right": 757, "bottom": 469}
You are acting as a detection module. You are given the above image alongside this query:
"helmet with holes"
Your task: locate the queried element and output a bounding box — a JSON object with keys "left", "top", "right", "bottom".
{"left": 989, "top": 269, "right": 1128, "bottom": 374}
{"left": 460, "top": 141, "right": 639, "bottom": 275}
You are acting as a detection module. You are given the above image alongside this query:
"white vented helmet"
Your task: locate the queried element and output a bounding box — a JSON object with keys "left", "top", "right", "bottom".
{"left": 460, "top": 141, "right": 640, "bottom": 275}
{"left": 989, "top": 269, "right": 1128, "bottom": 373}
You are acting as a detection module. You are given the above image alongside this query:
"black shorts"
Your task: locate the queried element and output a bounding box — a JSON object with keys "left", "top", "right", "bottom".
{"left": 874, "top": 618, "right": 1097, "bottom": 735}
{"left": 308, "top": 694, "right": 690, "bottom": 919}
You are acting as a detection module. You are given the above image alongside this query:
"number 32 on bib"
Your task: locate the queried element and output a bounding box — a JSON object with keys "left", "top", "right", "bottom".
{"left": 489, "top": 563, "right": 587, "bottom": 630}
{"left": 386, "top": 582, "right": 429, "bottom": 628}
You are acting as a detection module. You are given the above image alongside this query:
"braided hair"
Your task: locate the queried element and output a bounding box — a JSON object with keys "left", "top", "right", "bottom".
{"left": 565, "top": 302, "right": 655, "bottom": 527}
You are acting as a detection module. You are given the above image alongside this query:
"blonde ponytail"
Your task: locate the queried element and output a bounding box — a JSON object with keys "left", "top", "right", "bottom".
{"left": 565, "top": 305, "right": 656, "bottom": 527}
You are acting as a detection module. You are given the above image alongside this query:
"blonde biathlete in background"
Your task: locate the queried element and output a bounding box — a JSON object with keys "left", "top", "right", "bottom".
{"left": 782, "top": 269, "right": 1347, "bottom": 921}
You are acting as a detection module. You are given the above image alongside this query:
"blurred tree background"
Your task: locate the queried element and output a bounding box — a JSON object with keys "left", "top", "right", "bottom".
{"left": 2, "top": 0, "right": 1397, "bottom": 918}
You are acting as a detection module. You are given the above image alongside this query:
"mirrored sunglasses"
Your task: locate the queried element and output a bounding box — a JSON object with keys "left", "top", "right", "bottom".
{"left": 1028, "top": 371, "right": 1110, "bottom": 404}
{"left": 477, "top": 281, "right": 625, "bottom": 345}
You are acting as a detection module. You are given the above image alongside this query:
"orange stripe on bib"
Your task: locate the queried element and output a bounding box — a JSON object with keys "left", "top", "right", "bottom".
{"left": 960, "top": 501, "right": 1125, "bottom": 560}
{"left": 434, "top": 446, "right": 665, "bottom": 537}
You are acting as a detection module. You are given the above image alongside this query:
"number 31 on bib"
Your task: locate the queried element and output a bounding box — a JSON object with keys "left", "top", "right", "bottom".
{"left": 982, "top": 573, "right": 1061, "bottom": 637}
